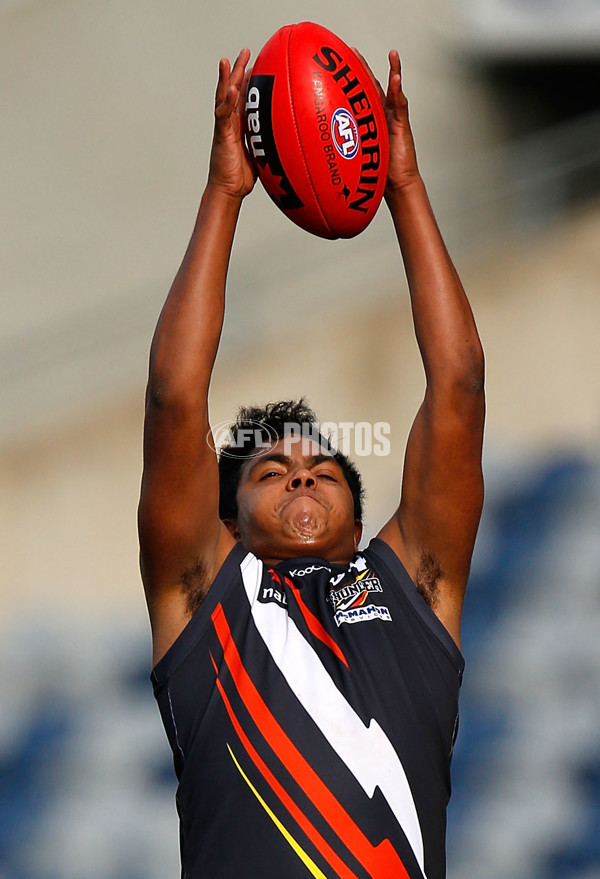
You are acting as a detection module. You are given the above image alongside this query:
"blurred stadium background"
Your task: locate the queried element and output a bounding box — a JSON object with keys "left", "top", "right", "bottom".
{"left": 1, "top": 0, "right": 600, "bottom": 877}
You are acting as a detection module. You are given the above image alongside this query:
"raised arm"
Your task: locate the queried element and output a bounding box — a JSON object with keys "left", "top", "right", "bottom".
{"left": 138, "top": 50, "right": 255, "bottom": 666}
{"left": 371, "top": 52, "right": 485, "bottom": 647}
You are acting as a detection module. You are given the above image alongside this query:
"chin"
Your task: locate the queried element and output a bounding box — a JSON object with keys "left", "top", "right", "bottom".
{"left": 274, "top": 526, "right": 329, "bottom": 558}
{"left": 285, "top": 517, "right": 327, "bottom": 544}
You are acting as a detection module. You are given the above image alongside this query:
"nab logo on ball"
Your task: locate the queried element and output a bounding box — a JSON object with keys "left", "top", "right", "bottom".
{"left": 331, "top": 108, "right": 359, "bottom": 160}
{"left": 244, "top": 75, "right": 304, "bottom": 213}
{"left": 245, "top": 22, "right": 388, "bottom": 239}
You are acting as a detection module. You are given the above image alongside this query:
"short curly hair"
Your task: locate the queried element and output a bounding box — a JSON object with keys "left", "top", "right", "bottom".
{"left": 217, "top": 399, "right": 364, "bottom": 521}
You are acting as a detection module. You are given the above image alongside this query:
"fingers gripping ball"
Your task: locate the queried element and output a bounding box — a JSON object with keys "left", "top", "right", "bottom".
{"left": 243, "top": 22, "right": 389, "bottom": 240}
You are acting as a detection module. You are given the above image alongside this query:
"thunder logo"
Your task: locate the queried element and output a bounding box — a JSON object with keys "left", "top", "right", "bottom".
{"left": 328, "top": 563, "right": 392, "bottom": 626}
{"left": 329, "top": 568, "right": 382, "bottom": 611}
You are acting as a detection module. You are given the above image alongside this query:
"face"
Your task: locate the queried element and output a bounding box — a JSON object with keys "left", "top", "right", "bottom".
{"left": 226, "top": 436, "right": 362, "bottom": 565}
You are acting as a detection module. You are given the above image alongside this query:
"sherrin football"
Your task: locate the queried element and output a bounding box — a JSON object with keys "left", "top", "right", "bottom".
{"left": 244, "top": 22, "right": 389, "bottom": 239}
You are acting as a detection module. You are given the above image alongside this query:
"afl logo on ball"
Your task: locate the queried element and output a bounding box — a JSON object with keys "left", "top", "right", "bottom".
{"left": 331, "top": 108, "right": 359, "bottom": 160}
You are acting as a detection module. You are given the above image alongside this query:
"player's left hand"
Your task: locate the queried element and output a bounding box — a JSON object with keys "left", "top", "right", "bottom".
{"left": 354, "top": 49, "right": 421, "bottom": 196}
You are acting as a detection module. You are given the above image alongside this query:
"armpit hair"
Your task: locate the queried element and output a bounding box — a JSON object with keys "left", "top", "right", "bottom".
{"left": 180, "top": 558, "right": 209, "bottom": 617}
{"left": 415, "top": 549, "right": 443, "bottom": 609}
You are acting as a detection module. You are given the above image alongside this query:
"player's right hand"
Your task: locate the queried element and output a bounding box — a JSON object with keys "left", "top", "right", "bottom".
{"left": 208, "top": 49, "right": 257, "bottom": 200}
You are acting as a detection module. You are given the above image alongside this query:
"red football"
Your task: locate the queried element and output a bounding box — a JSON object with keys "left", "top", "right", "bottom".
{"left": 244, "top": 22, "right": 389, "bottom": 239}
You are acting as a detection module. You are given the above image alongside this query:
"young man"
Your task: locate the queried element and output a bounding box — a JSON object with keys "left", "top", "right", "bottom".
{"left": 138, "top": 47, "right": 485, "bottom": 879}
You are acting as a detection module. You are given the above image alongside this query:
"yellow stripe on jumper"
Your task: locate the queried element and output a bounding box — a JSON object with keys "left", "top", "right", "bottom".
{"left": 227, "top": 744, "right": 328, "bottom": 879}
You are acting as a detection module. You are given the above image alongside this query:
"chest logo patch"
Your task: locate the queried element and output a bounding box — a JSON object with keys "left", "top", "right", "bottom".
{"left": 328, "top": 557, "right": 392, "bottom": 627}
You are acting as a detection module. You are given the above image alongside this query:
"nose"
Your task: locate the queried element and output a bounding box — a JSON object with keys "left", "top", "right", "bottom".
{"left": 287, "top": 468, "right": 316, "bottom": 490}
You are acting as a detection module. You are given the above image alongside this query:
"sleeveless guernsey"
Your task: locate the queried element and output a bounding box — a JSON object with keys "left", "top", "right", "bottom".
{"left": 151, "top": 537, "right": 464, "bottom": 879}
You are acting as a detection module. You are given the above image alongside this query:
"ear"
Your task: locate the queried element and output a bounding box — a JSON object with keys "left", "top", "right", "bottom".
{"left": 354, "top": 519, "right": 363, "bottom": 552}
{"left": 223, "top": 519, "right": 241, "bottom": 541}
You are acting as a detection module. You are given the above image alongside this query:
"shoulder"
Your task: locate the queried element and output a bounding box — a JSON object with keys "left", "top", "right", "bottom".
{"left": 363, "top": 537, "right": 465, "bottom": 672}
{"left": 151, "top": 541, "right": 254, "bottom": 682}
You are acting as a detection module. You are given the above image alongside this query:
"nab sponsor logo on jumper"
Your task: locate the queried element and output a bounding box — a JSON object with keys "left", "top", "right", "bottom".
{"left": 259, "top": 569, "right": 289, "bottom": 608}
{"left": 258, "top": 583, "right": 287, "bottom": 608}
{"left": 313, "top": 46, "right": 382, "bottom": 213}
{"left": 328, "top": 557, "right": 392, "bottom": 627}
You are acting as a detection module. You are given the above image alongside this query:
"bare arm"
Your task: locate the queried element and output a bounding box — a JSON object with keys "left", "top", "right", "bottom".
{"left": 138, "top": 50, "right": 255, "bottom": 666}
{"left": 369, "top": 52, "right": 485, "bottom": 647}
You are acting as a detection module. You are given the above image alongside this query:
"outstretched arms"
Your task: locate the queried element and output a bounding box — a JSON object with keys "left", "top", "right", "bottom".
{"left": 369, "top": 51, "right": 485, "bottom": 647}
{"left": 138, "top": 50, "right": 255, "bottom": 666}
{"left": 139, "top": 45, "right": 483, "bottom": 659}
